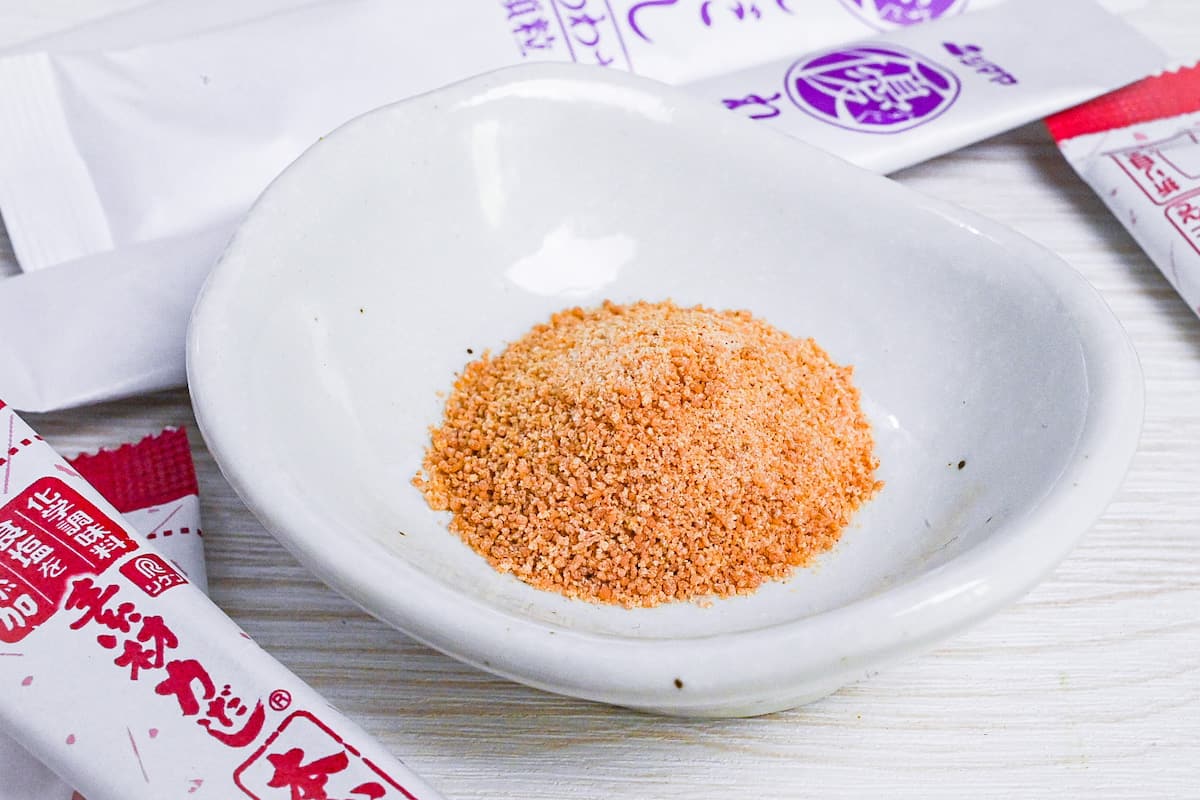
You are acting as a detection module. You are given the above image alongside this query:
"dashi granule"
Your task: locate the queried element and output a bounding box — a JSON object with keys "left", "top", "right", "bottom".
{"left": 413, "top": 300, "right": 881, "bottom": 607}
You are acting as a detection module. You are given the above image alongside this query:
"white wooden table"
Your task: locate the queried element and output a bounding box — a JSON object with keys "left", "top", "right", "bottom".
{"left": 2, "top": 3, "right": 1198, "bottom": 797}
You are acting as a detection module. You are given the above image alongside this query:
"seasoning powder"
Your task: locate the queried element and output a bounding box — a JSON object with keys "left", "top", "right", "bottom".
{"left": 414, "top": 300, "right": 881, "bottom": 608}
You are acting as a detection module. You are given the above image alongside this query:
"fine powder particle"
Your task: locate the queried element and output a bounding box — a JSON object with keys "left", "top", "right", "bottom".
{"left": 414, "top": 300, "right": 881, "bottom": 608}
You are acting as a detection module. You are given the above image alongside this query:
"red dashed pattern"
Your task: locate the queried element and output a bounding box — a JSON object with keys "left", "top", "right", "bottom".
{"left": 0, "top": 434, "right": 43, "bottom": 469}
{"left": 145, "top": 527, "right": 204, "bottom": 541}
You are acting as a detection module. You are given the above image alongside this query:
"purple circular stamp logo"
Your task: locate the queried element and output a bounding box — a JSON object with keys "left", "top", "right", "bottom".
{"left": 837, "top": 0, "right": 969, "bottom": 29}
{"left": 784, "top": 46, "right": 960, "bottom": 134}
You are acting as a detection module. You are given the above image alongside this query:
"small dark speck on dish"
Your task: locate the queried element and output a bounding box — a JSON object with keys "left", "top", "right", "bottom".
{"left": 985, "top": 516, "right": 993, "bottom": 524}
{"left": 674, "top": 678, "right": 684, "bottom": 689}
{"left": 397, "top": 530, "right": 407, "bottom": 537}
{"left": 466, "top": 348, "right": 474, "bottom": 355}
{"left": 359, "top": 307, "right": 364, "bottom": 314}
{"left": 957, "top": 460, "right": 966, "bottom": 470}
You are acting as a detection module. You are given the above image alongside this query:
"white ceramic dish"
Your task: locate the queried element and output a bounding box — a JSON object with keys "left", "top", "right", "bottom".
{"left": 188, "top": 64, "right": 1143, "bottom": 717}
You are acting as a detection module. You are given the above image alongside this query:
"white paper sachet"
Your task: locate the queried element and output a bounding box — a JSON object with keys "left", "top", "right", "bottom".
{"left": 689, "top": 0, "right": 1166, "bottom": 173}
{"left": 0, "top": 0, "right": 1007, "bottom": 274}
{"left": 1048, "top": 64, "right": 1200, "bottom": 319}
{"left": 0, "top": 400, "right": 445, "bottom": 799}
{"left": 0, "top": 0, "right": 331, "bottom": 54}
{"left": 0, "top": 226, "right": 231, "bottom": 412}
{"left": 0, "top": 428, "right": 208, "bottom": 800}
{"left": 0, "top": 0, "right": 1158, "bottom": 414}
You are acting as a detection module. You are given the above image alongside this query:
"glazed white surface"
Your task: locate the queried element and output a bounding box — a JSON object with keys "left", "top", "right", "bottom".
{"left": 187, "top": 63, "right": 1142, "bottom": 716}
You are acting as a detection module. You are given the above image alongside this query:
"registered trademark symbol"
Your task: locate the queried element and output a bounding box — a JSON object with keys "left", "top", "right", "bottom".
{"left": 269, "top": 689, "right": 292, "bottom": 712}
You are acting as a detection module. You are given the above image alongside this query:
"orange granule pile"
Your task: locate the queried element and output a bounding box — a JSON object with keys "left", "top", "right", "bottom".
{"left": 414, "top": 300, "right": 881, "bottom": 608}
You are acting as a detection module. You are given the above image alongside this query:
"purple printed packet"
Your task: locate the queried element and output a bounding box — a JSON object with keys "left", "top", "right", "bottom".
{"left": 0, "top": 0, "right": 1156, "bottom": 415}
{"left": 689, "top": 0, "right": 1166, "bottom": 173}
{"left": 0, "top": 0, "right": 1011, "bottom": 416}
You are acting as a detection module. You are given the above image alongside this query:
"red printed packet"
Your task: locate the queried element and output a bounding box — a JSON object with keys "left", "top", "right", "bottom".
{"left": 0, "top": 400, "right": 442, "bottom": 800}
{"left": 69, "top": 428, "right": 208, "bottom": 593}
{"left": 0, "top": 428, "right": 207, "bottom": 800}
{"left": 1048, "top": 64, "right": 1200, "bottom": 318}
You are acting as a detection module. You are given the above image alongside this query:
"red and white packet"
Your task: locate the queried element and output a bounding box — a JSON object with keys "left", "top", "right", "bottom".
{"left": 66, "top": 427, "right": 208, "bottom": 593}
{"left": 0, "top": 427, "right": 207, "bottom": 798}
{"left": 1048, "top": 63, "right": 1200, "bottom": 319}
{"left": 0, "top": 400, "right": 442, "bottom": 800}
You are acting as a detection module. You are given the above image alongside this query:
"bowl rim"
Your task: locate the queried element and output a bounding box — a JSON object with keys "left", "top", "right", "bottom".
{"left": 187, "top": 63, "right": 1144, "bottom": 713}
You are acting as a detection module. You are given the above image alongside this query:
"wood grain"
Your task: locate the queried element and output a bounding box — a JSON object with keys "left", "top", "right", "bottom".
{"left": 2, "top": 2, "right": 1198, "bottom": 797}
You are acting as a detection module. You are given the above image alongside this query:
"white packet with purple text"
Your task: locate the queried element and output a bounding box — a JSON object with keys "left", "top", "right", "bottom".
{"left": 0, "top": 0, "right": 1013, "bottom": 275}
{"left": 0, "top": 0, "right": 1154, "bottom": 414}
{"left": 689, "top": 0, "right": 1165, "bottom": 173}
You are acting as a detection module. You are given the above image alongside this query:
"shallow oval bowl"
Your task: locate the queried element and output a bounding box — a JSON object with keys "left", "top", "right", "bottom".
{"left": 188, "top": 64, "right": 1143, "bottom": 717}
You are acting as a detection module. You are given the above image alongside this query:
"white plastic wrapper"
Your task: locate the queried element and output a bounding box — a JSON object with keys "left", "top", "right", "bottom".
{"left": 0, "top": 0, "right": 1154, "bottom": 414}
{"left": 0, "top": 0, "right": 1011, "bottom": 275}
{"left": 1049, "top": 64, "right": 1200, "bottom": 319}
{"left": 0, "top": 400, "right": 443, "bottom": 800}
{"left": 0, "top": 427, "right": 208, "bottom": 799}
{"left": 0, "top": 226, "right": 231, "bottom": 413}
{"left": 689, "top": 0, "right": 1165, "bottom": 172}
{"left": 0, "top": 0, "right": 321, "bottom": 54}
